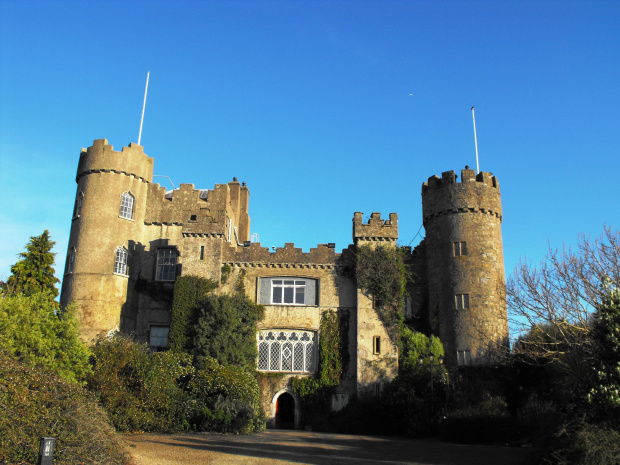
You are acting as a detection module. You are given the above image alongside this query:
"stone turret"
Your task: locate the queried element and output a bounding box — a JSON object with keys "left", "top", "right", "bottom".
{"left": 421, "top": 167, "right": 508, "bottom": 365}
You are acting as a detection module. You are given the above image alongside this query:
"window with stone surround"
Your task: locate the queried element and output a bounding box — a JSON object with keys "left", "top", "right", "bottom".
{"left": 119, "top": 192, "right": 134, "bottom": 220}
{"left": 455, "top": 293, "right": 470, "bottom": 309}
{"left": 149, "top": 326, "right": 169, "bottom": 351}
{"left": 457, "top": 349, "right": 471, "bottom": 366}
{"left": 453, "top": 241, "right": 467, "bottom": 256}
{"left": 258, "top": 277, "right": 318, "bottom": 306}
{"left": 73, "top": 191, "right": 84, "bottom": 218}
{"left": 114, "top": 246, "right": 128, "bottom": 275}
{"left": 155, "top": 249, "right": 177, "bottom": 281}
{"left": 66, "top": 247, "right": 76, "bottom": 274}
{"left": 257, "top": 330, "right": 316, "bottom": 373}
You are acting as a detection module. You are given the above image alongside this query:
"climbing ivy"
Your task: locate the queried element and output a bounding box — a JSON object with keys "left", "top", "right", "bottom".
{"left": 355, "top": 244, "right": 409, "bottom": 341}
{"left": 290, "top": 309, "right": 349, "bottom": 428}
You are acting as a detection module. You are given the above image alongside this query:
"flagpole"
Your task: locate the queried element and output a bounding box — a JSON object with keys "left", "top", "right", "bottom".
{"left": 471, "top": 106, "right": 479, "bottom": 174}
{"left": 138, "top": 72, "right": 150, "bottom": 145}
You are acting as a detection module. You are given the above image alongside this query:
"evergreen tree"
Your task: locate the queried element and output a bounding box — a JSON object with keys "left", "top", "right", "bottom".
{"left": 588, "top": 283, "right": 620, "bottom": 421}
{"left": 4, "top": 230, "right": 60, "bottom": 298}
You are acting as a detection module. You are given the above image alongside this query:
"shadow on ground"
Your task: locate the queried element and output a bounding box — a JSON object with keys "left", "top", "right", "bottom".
{"left": 125, "top": 430, "right": 534, "bottom": 465}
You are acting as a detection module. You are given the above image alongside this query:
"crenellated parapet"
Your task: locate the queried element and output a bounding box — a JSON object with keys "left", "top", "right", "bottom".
{"left": 422, "top": 167, "right": 502, "bottom": 224}
{"left": 76, "top": 139, "right": 154, "bottom": 183}
{"left": 222, "top": 242, "right": 338, "bottom": 268}
{"left": 352, "top": 212, "right": 398, "bottom": 243}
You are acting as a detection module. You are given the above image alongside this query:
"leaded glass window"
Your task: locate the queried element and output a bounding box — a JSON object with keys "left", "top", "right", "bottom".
{"left": 257, "top": 330, "right": 316, "bottom": 372}
{"left": 156, "top": 249, "right": 176, "bottom": 281}
{"left": 114, "top": 247, "right": 128, "bottom": 275}
{"left": 119, "top": 192, "right": 134, "bottom": 220}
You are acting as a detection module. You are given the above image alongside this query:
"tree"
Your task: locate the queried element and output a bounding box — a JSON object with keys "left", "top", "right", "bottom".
{"left": 3, "top": 230, "right": 60, "bottom": 298}
{"left": 588, "top": 284, "right": 620, "bottom": 418}
{"left": 193, "top": 293, "right": 264, "bottom": 369}
{"left": 508, "top": 227, "right": 619, "bottom": 360}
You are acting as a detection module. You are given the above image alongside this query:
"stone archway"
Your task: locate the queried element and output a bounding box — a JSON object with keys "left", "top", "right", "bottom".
{"left": 271, "top": 390, "right": 298, "bottom": 429}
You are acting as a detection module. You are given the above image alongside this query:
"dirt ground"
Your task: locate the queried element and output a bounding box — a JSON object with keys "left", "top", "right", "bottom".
{"left": 123, "top": 430, "right": 535, "bottom": 465}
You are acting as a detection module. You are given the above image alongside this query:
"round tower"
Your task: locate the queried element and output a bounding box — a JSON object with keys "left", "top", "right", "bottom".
{"left": 60, "top": 139, "right": 154, "bottom": 341}
{"left": 421, "top": 167, "right": 508, "bottom": 366}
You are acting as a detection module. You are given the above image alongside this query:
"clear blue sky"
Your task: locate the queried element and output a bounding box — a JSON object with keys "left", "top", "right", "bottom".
{"left": 1, "top": 0, "right": 618, "bottom": 294}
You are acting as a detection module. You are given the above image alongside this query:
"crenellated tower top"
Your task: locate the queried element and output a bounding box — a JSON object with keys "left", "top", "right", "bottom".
{"left": 352, "top": 212, "right": 398, "bottom": 244}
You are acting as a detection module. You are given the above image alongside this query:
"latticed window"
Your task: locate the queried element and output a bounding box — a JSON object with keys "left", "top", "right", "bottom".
{"left": 114, "top": 247, "right": 128, "bottom": 275}
{"left": 150, "top": 326, "right": 169, "bottom": 350}
{"left": 257, "top": 330, "right": 316, "bottom": 372}
{"left": 272, "top": 279, "right": 305, "bottom": 305}
{"left": 156, "top": 249, "right": 176, "bottom": 281}
{"left": 119, "top": 192, "right": 134, "bottom": 219}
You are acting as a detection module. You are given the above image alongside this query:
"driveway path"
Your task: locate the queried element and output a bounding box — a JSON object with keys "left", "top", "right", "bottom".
{"left": 124, "top": 430, "right": 534, "bottom": 465}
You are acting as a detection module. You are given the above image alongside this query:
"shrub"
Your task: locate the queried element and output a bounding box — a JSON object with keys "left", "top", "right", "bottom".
{"left": 0, "top": 292, "right": 91, "bottom": 383}
{"left": 0, "top": 352, "right": 129, "bottom": 465}
{"left": 87, "top": 334, "right": 194, "bottom": 432}
{"left": 541, "top": 421, "right": 620, "bottom": 465}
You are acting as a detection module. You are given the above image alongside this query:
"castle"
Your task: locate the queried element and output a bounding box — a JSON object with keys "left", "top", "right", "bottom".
{"left": 60, "top": 138, "right": 508, "bottom": 428}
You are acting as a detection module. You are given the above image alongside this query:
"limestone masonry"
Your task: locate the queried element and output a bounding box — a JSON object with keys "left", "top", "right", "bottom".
{"left": 61, "top": 139, "right": 508, "bottom": 428}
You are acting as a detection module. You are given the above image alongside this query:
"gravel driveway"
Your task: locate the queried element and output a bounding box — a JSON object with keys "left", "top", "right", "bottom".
{"left": 124, "top": 430, "right": 534, "bottom": 465}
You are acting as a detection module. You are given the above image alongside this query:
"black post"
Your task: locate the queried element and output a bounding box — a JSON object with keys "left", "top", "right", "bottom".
{"left": 37, "top": 437, "right": 55, "bottom": 465}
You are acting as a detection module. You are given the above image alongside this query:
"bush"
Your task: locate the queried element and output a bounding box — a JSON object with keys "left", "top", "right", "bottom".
{"left": 0, "top": 292, "right": 91, "bottom": 383}
{"left": 187, "top": 356, "right": 263, "bottom": 433}
{"left": 0, "top": 352, "right": 129, "bottom": 465}
{"left": 541, "top": 421, "right": 620, "bottom": 465}
{"left": 87, "top": 334, "right": 194, "bottom": 432}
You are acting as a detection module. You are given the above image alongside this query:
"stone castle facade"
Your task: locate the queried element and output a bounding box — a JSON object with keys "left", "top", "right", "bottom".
{"left": 60, "top": 138, "right": 508, "bottom": 428}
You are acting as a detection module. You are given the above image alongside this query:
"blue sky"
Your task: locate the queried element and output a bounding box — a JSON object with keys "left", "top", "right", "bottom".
{"left": 1, "top": 0, "right": 618, "bottom": 296}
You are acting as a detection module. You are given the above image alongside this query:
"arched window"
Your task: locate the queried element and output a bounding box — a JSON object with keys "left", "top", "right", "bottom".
{"left": 119, "top": 192, "right": 134, "bottom": 220}
{"left": 257, "top": 330, "right": 316, "bottom": 373}
{"left": 114, "top": 246, "right": 128, "bottom": 275}
{"left": 66, "top": 247, "right": 76, "bottom": 274}
{"left": 73, "top": 192, "right": 84, "bottom": 218}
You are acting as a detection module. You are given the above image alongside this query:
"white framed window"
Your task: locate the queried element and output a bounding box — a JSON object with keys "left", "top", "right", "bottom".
{"left": 150, "top": 326, "right": 169, "bottom": 350}
{"left": 156, "top": 249, "right": 177, "bottom": 281}
{"left": 455, "top": 293, "right": 470, "bottom": 309}
{"left": 457, "top": 349, "right": 471, "bottom": 366}
{"left": 373, "top": 336, "right": 381, "bottom": 355}
{"left": 73, "top": 192, "right": 84, "bottom": 218}
{"left": 119, "top": 192, "right": 134, "bottom": 220}
{"left": 114, "top": 246, "right": 128, "bottom": 275}
{"left": 66, "top": 247, "right": 76, "bottom": 274}
{"left": 257, "top": 330, "right": 316, "bottom": 373}
{"left": 453, "top": 241, "right": 467, "bottom": 256}
{"left": 272, "top": 279, "right": 306, "bottom": 305}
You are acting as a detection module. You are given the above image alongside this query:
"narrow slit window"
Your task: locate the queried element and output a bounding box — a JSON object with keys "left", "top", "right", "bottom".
{"left": 200, "top": 245, "right": 205, "bottom": 260}
{"left": 453, "top": 241, "right": 467, "bottom": 256}
{"left": 73, "top": 192, "right": 84, "bottom": 218}
{"left": 66, "top": 247, "right": 76, "bottom": 274}
{"left": 373, "top": 336, "right": 381, "bottom": 355}
{"left": 455, "top": 294, "right": 470, "bottom": 309}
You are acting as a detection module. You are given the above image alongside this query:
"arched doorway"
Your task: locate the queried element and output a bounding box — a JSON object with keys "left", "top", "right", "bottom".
{"left": 275, "top": 392, "right": 295, "bottom": 429}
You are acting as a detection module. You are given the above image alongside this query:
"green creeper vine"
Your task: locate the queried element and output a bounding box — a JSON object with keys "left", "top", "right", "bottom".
{"left": 355, "top": 244, "right": 409, "bottom": 342}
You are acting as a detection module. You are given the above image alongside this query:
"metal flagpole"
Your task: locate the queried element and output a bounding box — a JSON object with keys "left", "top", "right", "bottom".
{"left": 471, "top": 106, "right": 479, "bottom": 174}
{"left": 138, "top": 72, "right": 150, "bottom": 145}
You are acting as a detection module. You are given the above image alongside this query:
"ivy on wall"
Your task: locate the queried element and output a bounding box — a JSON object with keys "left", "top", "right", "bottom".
{"left": 355, "top": 244, "right": 409, "bottom": 341}
{"left": 290, "top": 309, "right": 349, "bottom": 427}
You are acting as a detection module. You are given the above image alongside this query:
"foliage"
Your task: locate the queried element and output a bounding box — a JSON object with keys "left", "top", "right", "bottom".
{"left": 0, "top": 352, "right": 129, "bottom": 465}
{"left": 3, "top": 230, "right": 60, "bottom": 298}
{"left": 355, "top": 244, "right": 408, "bottom": 340}
{"left": 193, "top": 293, "right": 264, "bottom": 369}
{"left": 87, "top": 334, "right": 194, "bottom": 432}
{"left": 399, "top": 325, "right": 444, "bottom": 378}
{"left": 169, "top": 275, "right": 217, "bottom": 353}
{"left": 220, "top": 264, "right": 232, "bottom": 284}
{"left": 0, "top": 292, "right": 91, "bottom": 383}
{"left": 291, "top": 309, "right": 349, "bottom": 428}
{"left": 186, "top": 356, "right": 263, "bottom": 433}
{"left": 587, "top": 285, "right": 620, "bottom": 418}
{"left": 508, "top": 227, "right": 619, "bottom": 360}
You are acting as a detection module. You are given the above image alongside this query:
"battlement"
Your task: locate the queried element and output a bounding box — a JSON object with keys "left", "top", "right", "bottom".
{"left": 352, "top": 212, "right": 398, "bottom": 243}
{"left": 77, "top": 139, "right": 154, "bottom": 183}
{"left": 222, "top": 242, "right": 338, "bottom": 267}
{"left": 422, "top": 167, "right": 503, "bottom": 224}
{"left": 422, "top": 167, "right": 499, "bottom": 194}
